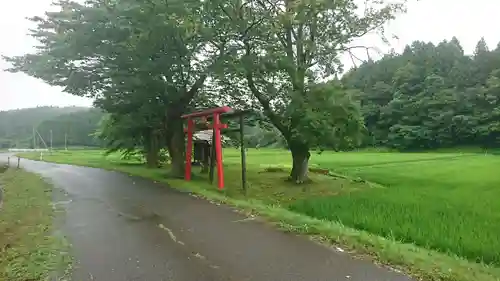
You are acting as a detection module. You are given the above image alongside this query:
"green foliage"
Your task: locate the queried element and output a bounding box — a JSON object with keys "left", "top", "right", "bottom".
{"left": 343, "top": 37, "right": 500, "bottom": 150}
{"left": 94, "top": 112, "right": 164, "bottom": 167}
{"left": 38, "top": 108, "right": 105, "bottom": 148}
{"left": 95, "top": 113, "right": 146, "bottom": 155}
{"left": 0, "top": 106, "right": 102, "bottom": 148}
{"left": 3, "top": 0, "right": 235, "bottom": 174}
{"left": 215, "top": 0, "right": 405, "bottom": 150}
{"left": 289, "top": 82, "right": 366, "bottom": 150}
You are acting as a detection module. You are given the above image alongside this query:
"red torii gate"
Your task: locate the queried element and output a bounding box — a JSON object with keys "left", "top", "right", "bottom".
{"left": 181, "top": 106, "right": 233, "bottom": 190}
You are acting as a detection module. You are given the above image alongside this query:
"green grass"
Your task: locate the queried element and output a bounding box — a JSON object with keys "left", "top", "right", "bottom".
{"left": 21, "top": 150, "right": 368, "bottom": 205}
{"left": 290, "top": 154, "right": 500, "bottom": 265}
{"left": 0, "top": 166, "right": 72, "bottom": 281}
{"left": 227, "top": 149, "right": 500, "bottom": 264}
{"left": 17, "top": 149, "right": 500, "bottom": 281}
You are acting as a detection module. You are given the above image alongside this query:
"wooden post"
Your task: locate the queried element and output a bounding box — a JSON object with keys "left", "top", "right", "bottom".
{"left": 185, "top": 119, "right": 194, "bottom": 181}
{"left": 239, "top": 114, "right": 247, "bottom": 192}
{"left": 209, "top": 130, "right": 216, "bottom": 184}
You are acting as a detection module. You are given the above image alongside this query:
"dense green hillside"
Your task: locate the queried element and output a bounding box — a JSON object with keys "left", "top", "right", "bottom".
{"left": 36, "top": 108, "right": 105, "bottom": 148}
{"left": 0, "top": 106, "right": 104, "bottom": 148}
{"left": 343, "top": 37, "right": 500, "bottom": 150}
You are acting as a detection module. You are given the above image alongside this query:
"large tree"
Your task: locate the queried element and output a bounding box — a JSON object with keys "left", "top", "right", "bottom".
{"left": 213, "top": 0, "right": 406, "bottom": 182}
{"left": 4, "top": 0, "right": 231, "bottom": 177}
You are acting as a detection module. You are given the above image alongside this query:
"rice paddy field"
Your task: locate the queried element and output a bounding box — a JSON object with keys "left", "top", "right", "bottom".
{"left": 226, "top": 149, "right": 500, "bottom": 265}
{"left": 19, "top": 148, "right": 500, "bottom": 268}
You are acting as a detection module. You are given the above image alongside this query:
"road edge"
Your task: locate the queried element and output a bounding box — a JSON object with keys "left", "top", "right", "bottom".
{"left": 0, "top": 165, "right": 73, "bottom": 280}
{"left": 15, "top": 154, "right": 500, "bottom": 281}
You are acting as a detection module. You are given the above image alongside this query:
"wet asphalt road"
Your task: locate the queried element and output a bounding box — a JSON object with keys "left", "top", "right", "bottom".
{"left": 1, "top": 154, "right": 414, "bottom": 281}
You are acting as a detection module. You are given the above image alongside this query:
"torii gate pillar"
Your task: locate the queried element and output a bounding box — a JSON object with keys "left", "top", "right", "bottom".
{"left": 181, "top": 106, "right": 232, "bottom": 190}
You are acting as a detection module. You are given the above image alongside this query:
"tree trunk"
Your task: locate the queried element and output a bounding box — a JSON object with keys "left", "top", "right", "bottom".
{"left": 145, "top": 148, "right": 159, "bottom": 168}
{"left": 167, "top": 117, "right": 185, "bottom": 178}
{"left": 288, "top": 144, "right": 311, "bottom": 184}
{"left": 145, "top": 131, "right": 159, "bottom": 168}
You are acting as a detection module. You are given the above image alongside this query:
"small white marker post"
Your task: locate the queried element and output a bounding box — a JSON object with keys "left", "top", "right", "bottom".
{"left": 40, "top": 152, "right": 43, "bottom": 161}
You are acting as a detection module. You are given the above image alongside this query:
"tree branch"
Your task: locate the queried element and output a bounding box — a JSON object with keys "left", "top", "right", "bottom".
{"left": 243, "top": 41, "right": 288, "bottom": 135}
{"left": 341, "top": 45, "right": 383, "bottom": 63}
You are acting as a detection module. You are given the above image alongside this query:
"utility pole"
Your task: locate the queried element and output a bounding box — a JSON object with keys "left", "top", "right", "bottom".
{"left": 32, "top": 126, "right": 36, "bottom": 149}
{"left": 35, "top": 129, "right": 48, "bottom": 150}
{"left": 65, "top": 133, "right": 68, "bottom": 151}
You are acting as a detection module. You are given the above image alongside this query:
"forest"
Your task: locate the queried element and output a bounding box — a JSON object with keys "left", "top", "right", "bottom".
{"left": 0, "top": 107, "right": 104, "bottom": 149}
{"left": 344, "top": 37, "right": 500, "bottom": 150}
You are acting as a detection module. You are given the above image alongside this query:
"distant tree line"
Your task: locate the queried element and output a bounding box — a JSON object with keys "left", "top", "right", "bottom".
{"left": 343, "top": 37, "right": 500, "bottom": 150}
{"left": 36, "top": 109, "right": 105, "bottom": 148}
{"left": 0, "top": 107, "right": 104, "bottom": 149}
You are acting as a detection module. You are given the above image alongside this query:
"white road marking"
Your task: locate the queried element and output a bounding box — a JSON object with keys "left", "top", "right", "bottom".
{"left": 158, "top": 223, "right": 185, "bottom": 246}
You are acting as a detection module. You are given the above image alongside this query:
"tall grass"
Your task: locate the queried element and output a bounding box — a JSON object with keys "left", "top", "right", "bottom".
{"left": 289, "top": 154, "right": 500, "bottom": 265}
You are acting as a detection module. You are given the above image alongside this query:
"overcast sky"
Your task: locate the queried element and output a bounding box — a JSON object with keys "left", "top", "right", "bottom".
{"left": 1, "top": 0, "right": 499, "bottom": 111}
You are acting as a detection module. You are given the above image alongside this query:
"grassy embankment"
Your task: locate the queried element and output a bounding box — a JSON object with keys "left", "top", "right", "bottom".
{"left": 18, "top": 149, "right": 500, "bottom": 281}
{"left": 0, "top": 165, "right": 71, "bottom": 281}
